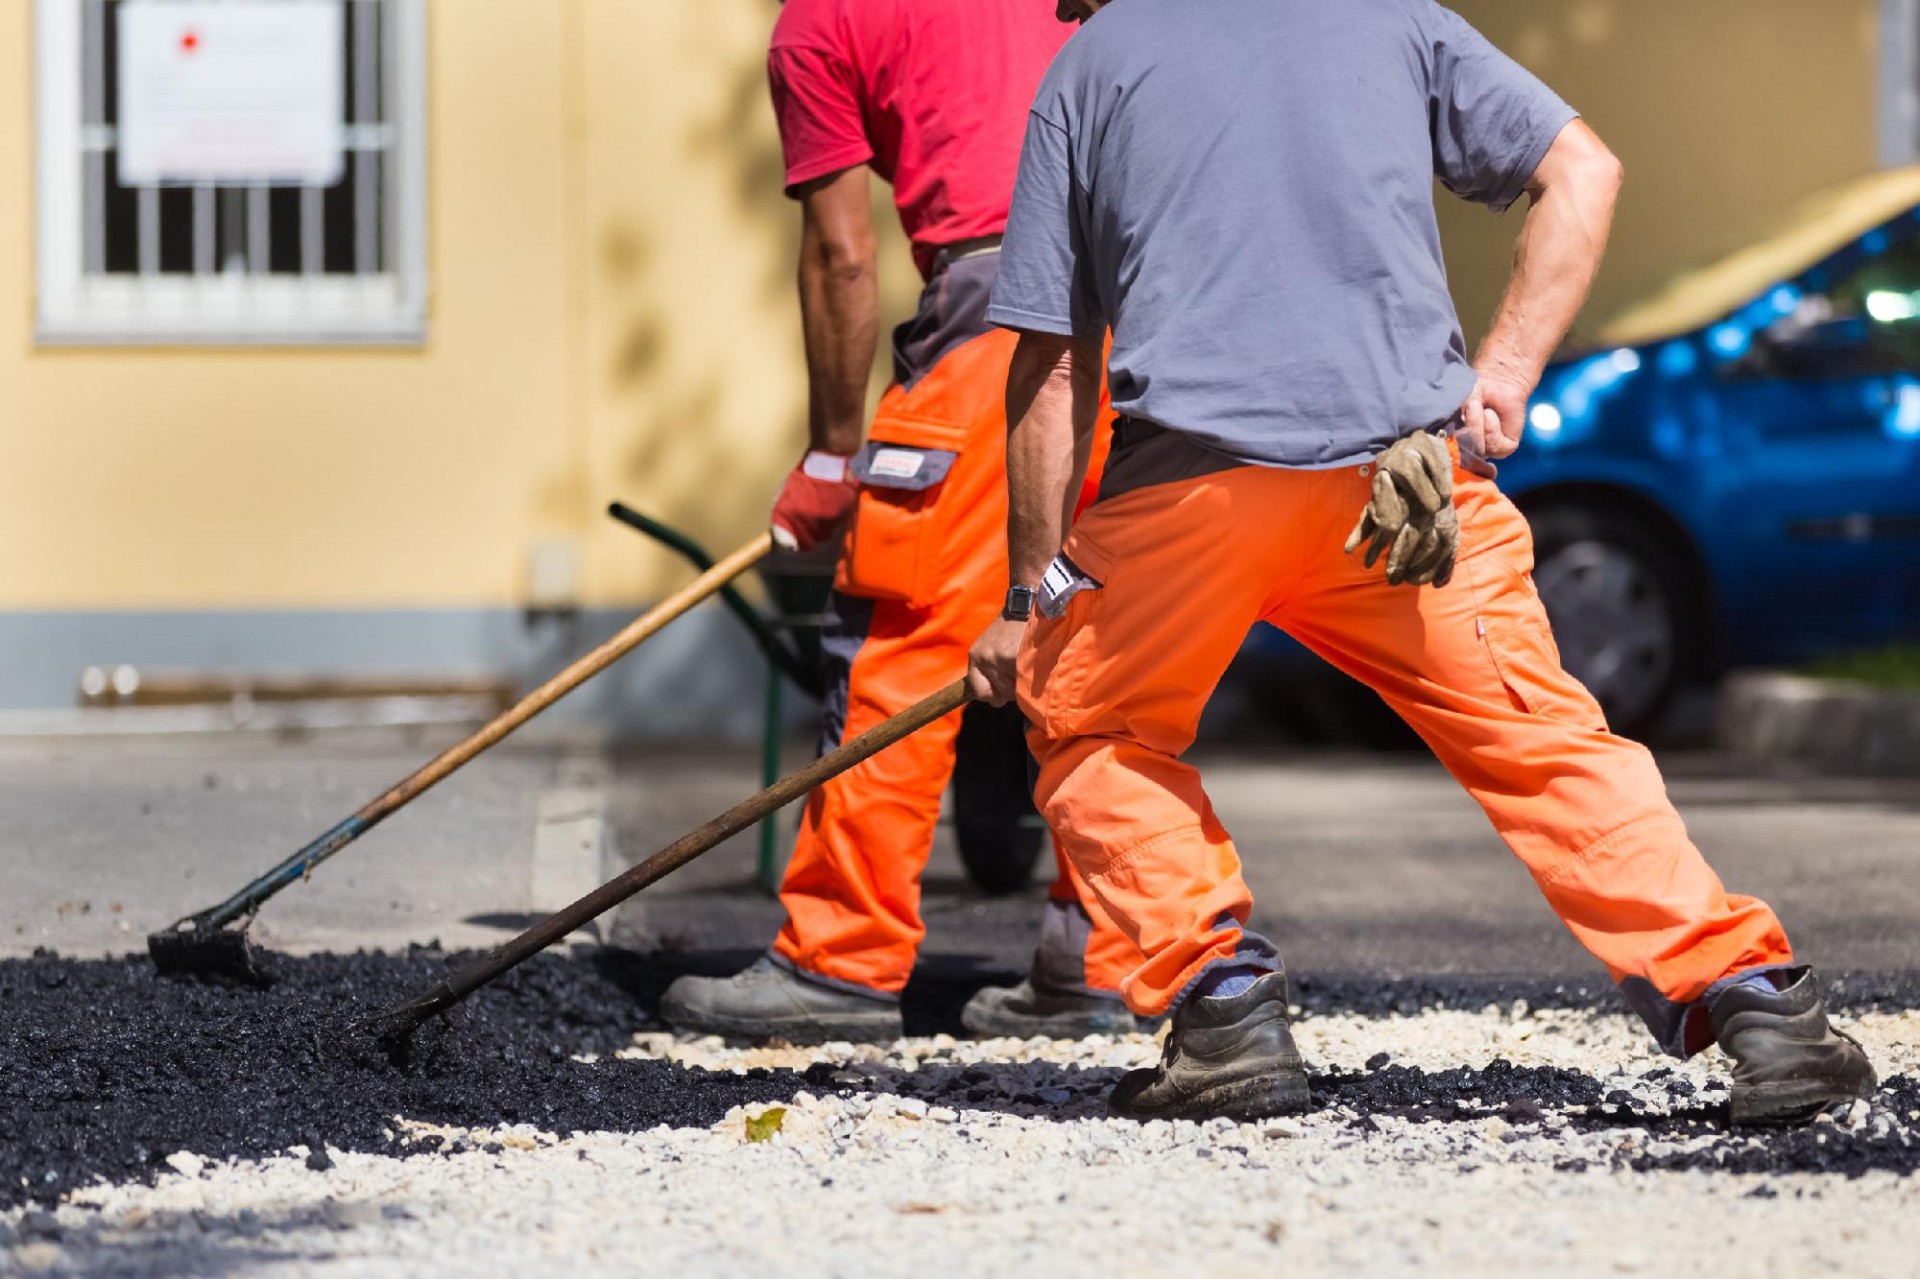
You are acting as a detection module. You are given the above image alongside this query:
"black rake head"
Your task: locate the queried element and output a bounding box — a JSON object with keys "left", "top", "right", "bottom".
{"left": 147, "top": 919, "right": 273, "bottom": 989}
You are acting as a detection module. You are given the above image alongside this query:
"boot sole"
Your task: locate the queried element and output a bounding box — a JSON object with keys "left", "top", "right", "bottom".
{"left": 1731, "top": 1077, "right": 1875, "bottom": 1127}
{"left": 659, "top": 996, "right": 902, "bottom": 1047}
{"left": 1109, "top": 1069, "right": 1311, "bottom": 1123}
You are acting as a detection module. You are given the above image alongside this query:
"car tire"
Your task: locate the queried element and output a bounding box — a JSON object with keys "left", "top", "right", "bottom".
{"left": 1525, "top": 503, "right": 1702, "bottom": 739}
{"left": 950, "top": 699, "right": 1047, "bottom": 896}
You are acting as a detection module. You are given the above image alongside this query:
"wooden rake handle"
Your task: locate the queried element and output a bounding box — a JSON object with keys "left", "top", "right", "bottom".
{"left": 174, "top": 531, "right": 779, "bottom": 937}
{"left": 373, "top": 678, "right": 974, "bottom": 1036}
{"left": 382, "top": 529, "right": 779, "bottom": 806}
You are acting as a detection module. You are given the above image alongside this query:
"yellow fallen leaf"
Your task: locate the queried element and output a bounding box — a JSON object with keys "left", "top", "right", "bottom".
{"left": 744, "top": 1107, "right": 787, "bottom": 1143}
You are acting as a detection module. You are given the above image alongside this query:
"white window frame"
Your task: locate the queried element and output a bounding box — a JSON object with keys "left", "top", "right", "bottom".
{"left": 34, "top": 0, "right": 429, "bottom": 346}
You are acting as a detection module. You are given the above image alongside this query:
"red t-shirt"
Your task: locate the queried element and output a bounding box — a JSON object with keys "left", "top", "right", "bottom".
{"left": 768, "top": 0, "right": 1071, "bottom": 279}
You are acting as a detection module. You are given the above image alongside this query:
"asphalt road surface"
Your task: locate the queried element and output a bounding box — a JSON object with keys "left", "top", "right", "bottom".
{"left": 6, "top": 726, "right": 1913, "bottom": 989}
{"left": 6, "top": 726, "right": 1918, "bottom": 1278}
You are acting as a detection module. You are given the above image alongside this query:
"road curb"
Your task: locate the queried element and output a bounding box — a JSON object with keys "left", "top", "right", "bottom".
{"left": 1716, "top": 671, "right": 1920, "bottom": 775}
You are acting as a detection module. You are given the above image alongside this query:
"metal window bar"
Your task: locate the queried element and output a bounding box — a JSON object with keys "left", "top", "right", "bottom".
{"left": 193, "top": 186, "right": 213, "bottom": 275}
{"left": 248, "top": 184, "right": 269, "bottom": 274}
{"left": 354, "top": 0, "right": 378, "bottom": 275}
{"left": 81, "top": 0, "right": 105, "bottom": 276}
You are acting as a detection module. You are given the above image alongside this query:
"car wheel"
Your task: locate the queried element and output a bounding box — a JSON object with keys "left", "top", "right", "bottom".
{"left": 950, "top": 700, "right": 1047, "bottom": 896}
{"left": 1526, "top": 504, "right": 1698, "bottom": 738}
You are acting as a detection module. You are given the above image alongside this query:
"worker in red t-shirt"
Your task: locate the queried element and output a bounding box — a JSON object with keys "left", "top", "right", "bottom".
{"left": 661, "top": 0, "right": 1133, "bottom": 1043}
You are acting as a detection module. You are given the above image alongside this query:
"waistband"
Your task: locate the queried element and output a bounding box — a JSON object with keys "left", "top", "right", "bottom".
{"left": 892, "top": 247, "right": 1002, "bottom": 390}
{"left": 928, "top": 235, "right": 1003, "bottom": 275}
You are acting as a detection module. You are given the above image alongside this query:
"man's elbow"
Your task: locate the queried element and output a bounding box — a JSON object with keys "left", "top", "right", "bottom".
{"left": 801, "top": 228, "right": 877, "bottom": 287}
{"left": 1008, "top": 329, "right": 1090, "bottom": 422}
{"left": 1012, "top": 330, "right": 1087, "bottom": 392}
{"left": 1585, "top": 144, "right": 1624, "bottom": 201}
{"left": 1532, "top": 121, "right": 1623, "bottom": 208}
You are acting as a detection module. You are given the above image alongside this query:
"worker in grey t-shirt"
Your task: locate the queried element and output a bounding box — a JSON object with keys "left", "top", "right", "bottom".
{"left": 963, "top": 0, "right": 1874, "bottom": 1128}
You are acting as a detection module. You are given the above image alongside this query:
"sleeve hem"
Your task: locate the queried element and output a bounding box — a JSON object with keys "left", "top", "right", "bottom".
{"left": 783, "top": 145, "right": 876, "bottom": 197}
{"left": 1486, "top": 107, "right": 1579, "bottom": 215}
{"left": 985, "top": 304, "right": 1080, "bottom": 338}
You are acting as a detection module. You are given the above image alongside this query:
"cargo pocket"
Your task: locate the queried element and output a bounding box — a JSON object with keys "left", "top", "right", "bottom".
{"left": 837, "top": 412, "right": 965, "bottom": 608}
{"left": 1480, "top": 618, "right": 1608, "bottom": 730}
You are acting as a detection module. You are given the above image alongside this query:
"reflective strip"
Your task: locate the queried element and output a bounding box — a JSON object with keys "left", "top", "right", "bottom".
{"left": 1038, "top": 554, "right": 1101, "bottom": 619}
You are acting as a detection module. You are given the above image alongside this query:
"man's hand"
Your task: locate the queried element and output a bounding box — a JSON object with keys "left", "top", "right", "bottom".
{"left": 966, "top": 616, "right": 1027, "bottom": 706}
{"left": 1344, "top": 432, "right": 1458, "bottom": 587}
{"left": 1459, "top": 370, "right": 1530, "bottom": 466}
{"left": 769, "top": 450, "right": 860, "bottom": 552}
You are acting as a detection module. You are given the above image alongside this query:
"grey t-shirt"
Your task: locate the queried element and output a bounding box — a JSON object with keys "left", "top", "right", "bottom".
{"left": 987, "top": 0, "right": 1577, "bottom": 469}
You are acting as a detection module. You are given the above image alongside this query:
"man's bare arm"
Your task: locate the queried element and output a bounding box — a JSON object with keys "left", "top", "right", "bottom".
{"left": 966, "top": 329, "right": 1101, "bottom": 705}
{"left": 1462, "top": 119, "right": 1623, "bottom": 461}
{"left": 1006, "top": 330, "right": 1102, "bottom": 586}
{"left": 767, "top": 166, "right": 878, "bottom": 552}
{"left": 796, "top": 166, "right": 879, "bottom": 455}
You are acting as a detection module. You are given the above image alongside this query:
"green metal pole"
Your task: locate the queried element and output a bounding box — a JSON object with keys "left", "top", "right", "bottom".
{"left": 757, "top": 654, "right": 784, "bottom": 893}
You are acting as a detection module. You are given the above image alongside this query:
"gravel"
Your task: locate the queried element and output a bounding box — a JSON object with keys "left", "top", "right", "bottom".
{"left": 5, "top": 949, "right": 1919, "bottom": 1276}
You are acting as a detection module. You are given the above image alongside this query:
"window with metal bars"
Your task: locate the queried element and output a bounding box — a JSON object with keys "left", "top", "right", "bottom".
{"left": 35, "top": 0, "right": 427, "bottom": 344}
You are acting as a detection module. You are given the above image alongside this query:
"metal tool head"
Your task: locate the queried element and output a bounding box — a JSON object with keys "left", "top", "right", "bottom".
{"left": 350, "top": 994, "right": 446, "bottom": 1068}
{"left": 146, "top": 917, "right": 273, "bottom": 988}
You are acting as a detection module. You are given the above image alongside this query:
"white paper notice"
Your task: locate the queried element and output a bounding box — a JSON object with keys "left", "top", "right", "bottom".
{"left": 118, "top": 0, "right": 346, "bottom": 186}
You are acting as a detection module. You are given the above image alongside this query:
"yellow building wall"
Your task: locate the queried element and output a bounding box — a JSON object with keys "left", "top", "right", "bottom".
{"left": 1442, "top": 0, "right": 1880, "bottom": 347}
{"left": 0, "top": 0, "right": 1886, "bottom": 615}
{"left": 571, "top": 0, "right": 918, "bottom": 607}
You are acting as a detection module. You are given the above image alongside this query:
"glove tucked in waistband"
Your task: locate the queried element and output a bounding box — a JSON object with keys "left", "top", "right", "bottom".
{"left": 1342, "top": 432, "right": 1458, "bottom": 588}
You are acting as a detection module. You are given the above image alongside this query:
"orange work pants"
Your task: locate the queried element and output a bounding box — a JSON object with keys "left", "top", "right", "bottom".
{"left": 772, "top": 326, "right": 1133, "bottom": 997}
{"left": 1019, "top": 455, "right": 1791, "bottom": 1054}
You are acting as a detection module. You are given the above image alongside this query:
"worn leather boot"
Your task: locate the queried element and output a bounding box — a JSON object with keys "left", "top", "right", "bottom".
{"left": 1108, "top": 970, "right": 1310, "bottom": 1122}
{"left": 659, "top": 957, "right": 903, "bottom": 1045}
{"left": 962, "top": 898, "right": 1146, "bottom": 1038}
{"left": 961, "top": 977, "right": 1141, "bottom": 1039}
{"left": 1710, "top": 967, "right": 1876, "bottom": 1127}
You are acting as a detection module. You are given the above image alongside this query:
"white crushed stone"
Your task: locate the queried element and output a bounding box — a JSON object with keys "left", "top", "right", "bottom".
{"left": 6, "top": 1008, "right": 1917, "bottom": 1278}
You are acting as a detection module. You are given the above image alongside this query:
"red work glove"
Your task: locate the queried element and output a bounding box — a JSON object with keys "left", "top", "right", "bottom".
{"left": 769, "top": 450, "right": 860, "bottom": 552}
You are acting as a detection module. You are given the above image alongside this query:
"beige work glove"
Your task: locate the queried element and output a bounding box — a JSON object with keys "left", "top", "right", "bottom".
{"left": 1343, "top": 432, "right": 1458, "bottom": 588}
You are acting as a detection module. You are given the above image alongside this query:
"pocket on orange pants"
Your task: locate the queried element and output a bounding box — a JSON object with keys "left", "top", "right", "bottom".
{"left": 838, "top": 410, "right": 966, "bottom": 608}
{"left": 1482, "top": 619, "right": 1608, "bottom": 730}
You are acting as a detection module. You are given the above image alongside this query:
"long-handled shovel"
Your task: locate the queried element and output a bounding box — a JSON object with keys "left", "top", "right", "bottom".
{"left": 363, "top": 679, "right": 971, "bottom": 1048}
{"left": 148, "top": 532, "right": 776, "bottom": 985}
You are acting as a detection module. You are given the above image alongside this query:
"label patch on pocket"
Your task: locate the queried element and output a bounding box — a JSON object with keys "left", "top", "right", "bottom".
{"left": 868, "top": 448, "right": 925, "bottom": 481}
{"left": 851, "top": 442, "right": 958, "bottom": 491}
{"left": 1039, "top": 553, "right": 1102, "bottom": 619}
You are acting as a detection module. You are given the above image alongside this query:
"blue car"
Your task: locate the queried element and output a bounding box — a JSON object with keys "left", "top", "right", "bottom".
{"left": 1247, "top": 167, "right": 1920, "bottom": 738}
{"left": 1499, "top": 165, "right": 1920, "bottom": 732}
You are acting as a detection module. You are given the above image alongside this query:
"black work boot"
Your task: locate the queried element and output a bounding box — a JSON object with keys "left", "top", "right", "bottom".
{"left": 1108, "top": 970, "right": 1309, "bottom": 1122}
{"left": 1710, "top": 967, "right": 1876, "bottom": 1127}
{"left": 962, "top": 898, "right": 1145, "bottom": 1038}
{"left": 961, "top": 977, "right": 1141, "bottom": 1039}
{"left": 659, "top": 957, "right": 903, "bottom": 1045}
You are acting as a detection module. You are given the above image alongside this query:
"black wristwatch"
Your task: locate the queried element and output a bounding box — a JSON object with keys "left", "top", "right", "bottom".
{"left": 1002, "top": 585, "right": 1036, "bottom": 621}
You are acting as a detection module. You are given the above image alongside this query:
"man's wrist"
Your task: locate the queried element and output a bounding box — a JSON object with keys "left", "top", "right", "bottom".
{"left": 1474, "top": 347, "right": 1541, "bottom": 390}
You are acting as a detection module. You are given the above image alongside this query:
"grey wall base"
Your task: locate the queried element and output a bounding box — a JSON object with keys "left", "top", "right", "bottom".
{"left": 0, "top": 604, "right": 806, "bottom": 744}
